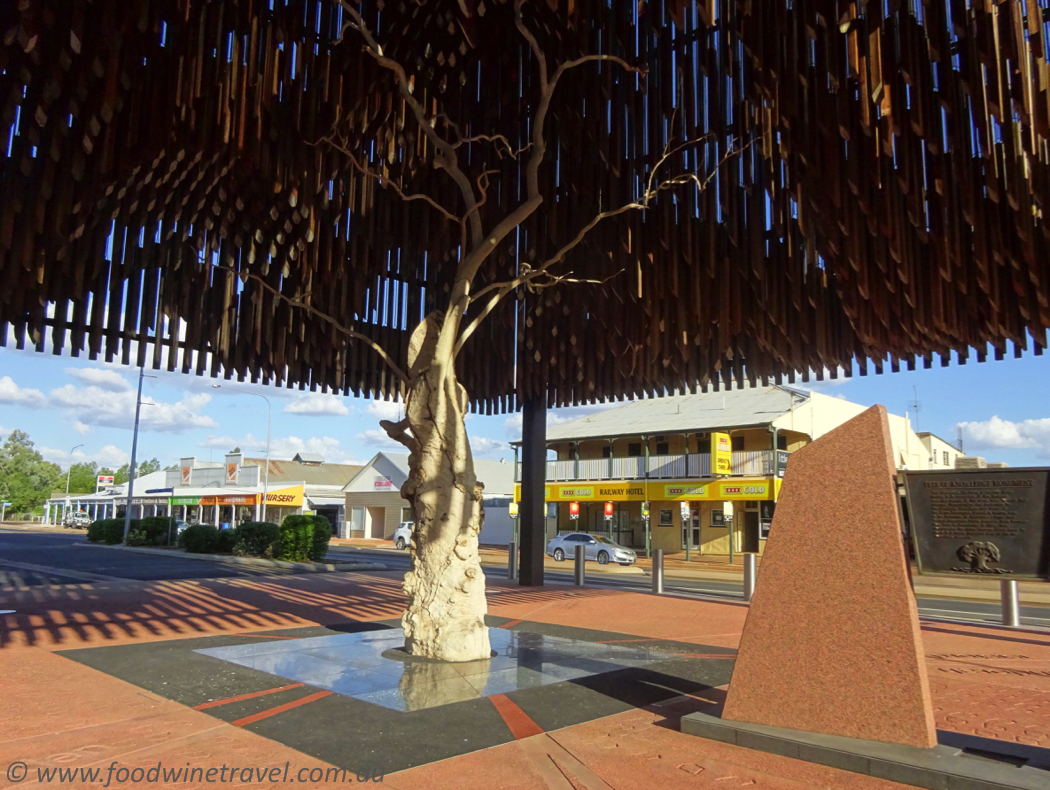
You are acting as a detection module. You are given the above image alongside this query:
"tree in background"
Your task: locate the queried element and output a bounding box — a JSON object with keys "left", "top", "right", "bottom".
{"left": 113, "top": 458, "right": 161, "bottom": 485}
{"left": 65, "top": 462, "right": 101, "bottom": 494}
{"left": 0, "top": 430, "right": 62, "bottom": 512}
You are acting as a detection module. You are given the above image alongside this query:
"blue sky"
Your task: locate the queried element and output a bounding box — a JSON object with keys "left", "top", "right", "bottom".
{"left": 1, "top": 328, "right": 1048, "bottom": 471}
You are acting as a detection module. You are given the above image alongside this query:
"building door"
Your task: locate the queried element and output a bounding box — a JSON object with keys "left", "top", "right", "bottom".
{"left": 366, "top": 506, "right": 386, "bottom": 538}
{"left": 743, "top": 511, "right": 760, "bottom": 553}
{"left": 685, "top": 507, "right": 701, "bottom": 549}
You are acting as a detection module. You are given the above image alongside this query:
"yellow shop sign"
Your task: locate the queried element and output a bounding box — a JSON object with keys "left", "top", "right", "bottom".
{"left": 662, "top": 483, "right": 708, "bottom": 500}
{"left": 264, "top": 485, "right": 304, "bottom": 507}
{"left": 712, "top": 432, "right": 732, "bottom": 474}
{"left": 718, "top": 481, "right": 774, "bottom": 499}
{"left": 514, "top": 478, "right": 780, "bottom": 502}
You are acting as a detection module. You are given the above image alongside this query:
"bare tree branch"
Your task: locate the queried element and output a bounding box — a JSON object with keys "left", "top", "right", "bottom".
{"left": 316, "top": 132, "right": 462, "bottom": 225}
{"left": 234, "top": 269, "right": 410, "bottom": 385}
{"left": 379, "top": 417, "right": 420, "bottom": 454}
{"left": 456, "top": 268, "right": 624, "bottom": 356}
{"left": 335, "top": 0, "right": 485, "bottom": 249}
{"left": 454, "top": 134, "right": 755, "bottom": 355}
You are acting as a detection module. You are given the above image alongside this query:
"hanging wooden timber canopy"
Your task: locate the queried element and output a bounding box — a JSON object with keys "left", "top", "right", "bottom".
{"left": 1, "top": 1, "right": 1048, "bottom": 413}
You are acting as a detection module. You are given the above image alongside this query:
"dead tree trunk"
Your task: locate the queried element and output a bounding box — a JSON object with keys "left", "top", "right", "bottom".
{"left": 329, "top": 0, "right": 735, "bottom": 662}
{"left": 382, "top": 314, "right": 491, "bottom": 662}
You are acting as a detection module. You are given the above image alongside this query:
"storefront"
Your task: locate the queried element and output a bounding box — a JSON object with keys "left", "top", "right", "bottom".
{"left": 171, "top": 485, "right": 306, "bottom": 527}
{"left": 515, "top": 478, "right": 781, "bottom": 556}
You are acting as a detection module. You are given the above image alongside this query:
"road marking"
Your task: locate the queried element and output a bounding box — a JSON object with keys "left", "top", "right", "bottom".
{"left": 0, "top": 558, "right": 127, "bottom": 582}
{"left": 194, "top": 683, "right": 306, "bottom": 710}
{"left": 231, "top": 690, "right": 332, "bottom": 727}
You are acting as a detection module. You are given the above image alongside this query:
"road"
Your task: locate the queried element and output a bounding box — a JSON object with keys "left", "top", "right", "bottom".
{"left": 4, "top": 529, "right": 1048, "bottom": 630}
{"left": 0, "top": 528, "right": 313, "bottom": 586}
{"left": 329, "top": 545, "right": 1050, "bottom": 630}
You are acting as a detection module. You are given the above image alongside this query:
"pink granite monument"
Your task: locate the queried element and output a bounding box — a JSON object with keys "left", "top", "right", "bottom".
{"left": 721, "top": 405, "right": 937, "bottom": 747}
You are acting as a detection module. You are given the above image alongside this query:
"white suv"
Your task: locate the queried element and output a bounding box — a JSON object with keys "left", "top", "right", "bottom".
{"left": 392, "top": 521, "right": 413, "bottom": 550}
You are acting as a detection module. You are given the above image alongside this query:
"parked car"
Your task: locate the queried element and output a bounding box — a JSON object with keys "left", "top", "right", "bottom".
{"left": 392, "top": 521, "right": 413, "bottom": 550}
{"left": 63, "top": 511, "right": 91, "bottom": 529}
{"left": 175, "top": 520, "right": 190, "bottom": 533}
{"left": 546, "top": 533, "right": 637, "bottom": 565}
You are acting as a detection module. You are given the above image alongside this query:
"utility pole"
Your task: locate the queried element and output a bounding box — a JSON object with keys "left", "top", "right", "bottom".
{"left": 122, "top": 368, "right": 155, "bottom": 541}
{"left": 65, "top": 444, "right": 84, "bottom": 494}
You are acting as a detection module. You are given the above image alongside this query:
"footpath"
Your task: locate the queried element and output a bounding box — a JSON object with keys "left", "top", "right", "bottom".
{"left": 331, "top": 537, "right": 1050, "bottom": 605}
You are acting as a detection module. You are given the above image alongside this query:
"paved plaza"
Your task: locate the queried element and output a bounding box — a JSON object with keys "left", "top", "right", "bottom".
{"left": 2, "top": 566, "right": 1049, "bottom": 789}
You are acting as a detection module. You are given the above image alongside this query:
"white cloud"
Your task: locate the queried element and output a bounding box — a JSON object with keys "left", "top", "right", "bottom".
{"left": 503, "top": 401, "right": 623, "bottom": 440}
{"left": 49, "top": 385, "right": 218, "bottom": 433}
{"left": 358, "top": 428, "right": 404, "bottom": 450}
{"left": 65, "top": 367, "right": 131, "bottom": 392}
{"left": 366, "top": 399, "right": 404, "bottom": 422}
{"left": 284, "top": 394, "right": 351, "bottom": 416}
{"left": 470, "top": 436, "right": 509, "bottom": 459}
{"left": 958, "top": 416, "right": 1050, "bottom": 454}
{"left": 200, "top": 433, "right": 366, "bottom": 465}
{"left": 39, "top": 443, "right": 129, "bottom": 469}
{"left": 72, "top": 421, "right": 93, "bottom": 435}
{"left": 0, "top": 376, "right": 46, "bottom": 407}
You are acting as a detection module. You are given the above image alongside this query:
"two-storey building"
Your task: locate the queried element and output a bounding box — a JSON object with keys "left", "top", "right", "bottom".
{"left": 512, "top": 386, "right": 949, "bottom": 557}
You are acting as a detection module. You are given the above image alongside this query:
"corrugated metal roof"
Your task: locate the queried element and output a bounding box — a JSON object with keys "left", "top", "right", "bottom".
{"left": 356, "top": 453, "right": 516, "bottom": 495}
{"left": 292, "top": 452, "right": 326, "bottom": 464}
{"left": 539, "top": 387, "right": 807, "bottom": 442}
{"left": 244, "top": 458, "right": 363, "bottom": 487}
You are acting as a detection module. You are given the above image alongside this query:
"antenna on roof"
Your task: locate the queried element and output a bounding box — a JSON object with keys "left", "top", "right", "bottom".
{"left": 957, "top": 425, "right": 964, "bottom": 453}
{"left": 908, "top": 386, "right": 921, "bottom": 430}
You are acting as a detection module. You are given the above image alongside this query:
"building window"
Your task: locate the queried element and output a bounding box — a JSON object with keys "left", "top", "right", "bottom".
{"left": 655, "top": 442, "right": 669, "bottom": 455}
{"left": 777, "top": 435, "right": 787, "bottom": 450}
{"left": 628, "top": 442, "right": 642, "bottom": 457}
{"left": 602, "top": 447, "right": 610, "bottom": 458}
{"left": 731, "top": 436, "right": 744, "bottom": 452}
{"left": 401, "top": 507, "right": 413, "bottom": 523}
{"left": 943, "top": 451, "right": 949, "bottom": 466}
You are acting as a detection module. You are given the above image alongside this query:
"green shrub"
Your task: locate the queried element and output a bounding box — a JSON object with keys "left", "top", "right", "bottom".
{"left": 216, "top": 528, "right": 238, "bottom": 553}
{"left": 275, "top": 516, "right": 315, "bottom": 562}
{"left": 125, "top": 529, "right": 148, "bottom": 547}
{"left": 88, "top": 518, "right": 140, "bottom": 545}
{"left": 87, "top": 519, "right": 110, "bottom": 543}
{"left": 138, "top": 516, "right": 177, "bottom": 546}
{"left": 181, "top": 524, "right": 220, "bottom": 554}
{"left": 308, "top": 516, "right": 332, "bottom": 562}
{"left": 233, "top": 521, "right": 280, "bottom": 556}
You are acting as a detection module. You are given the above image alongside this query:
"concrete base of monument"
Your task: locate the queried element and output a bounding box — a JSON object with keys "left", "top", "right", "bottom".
{"left": 681, "top": 707, "right": 1050, "bottom": 790}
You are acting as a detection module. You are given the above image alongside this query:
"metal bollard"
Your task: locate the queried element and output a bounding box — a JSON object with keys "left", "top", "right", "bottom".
{"left": 1001, "top": 579, "right": 1020, "bottom": 627}
{"left": 574, "top": 545, "right": 586, "bottom": 586}
{"left": 508, "top": 541, "right": 518, "bottom": 580}
{"left": 743, "top": 553, "right": 757, "bottom": 602}
{"left": 652, "top": 549, "right": 664, "bottom": 594}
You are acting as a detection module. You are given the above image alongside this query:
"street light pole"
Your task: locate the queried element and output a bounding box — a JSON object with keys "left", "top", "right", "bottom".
{"left": 123, "top": 368, "right": 146, "bottom": 542}
{"left": 212, "top": 386, "right": 271, "bottom": 522}
{"left": 65, "top": 444, "right": 84, "bottom": 494}
{"left": 63, "top": 443, "right": 84, "bottom": 526}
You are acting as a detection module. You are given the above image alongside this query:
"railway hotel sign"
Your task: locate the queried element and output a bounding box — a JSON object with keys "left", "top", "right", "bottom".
{"left": 901, "top": 469, "right": 1050, "bottom": 582}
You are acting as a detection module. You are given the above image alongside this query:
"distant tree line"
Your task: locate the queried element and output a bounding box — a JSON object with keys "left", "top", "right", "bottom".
{"left": 0, "top": 429, "right": 164, "bottom": 515}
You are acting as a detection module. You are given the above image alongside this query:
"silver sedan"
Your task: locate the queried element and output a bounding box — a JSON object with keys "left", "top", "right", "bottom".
{"left": 546, "top": 533, "right": 637, "bottom": 565}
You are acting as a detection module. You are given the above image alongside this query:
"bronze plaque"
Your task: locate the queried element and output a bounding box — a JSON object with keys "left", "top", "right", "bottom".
{"left": 901, "top": 469, "right": 1050, "bottom": 581}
